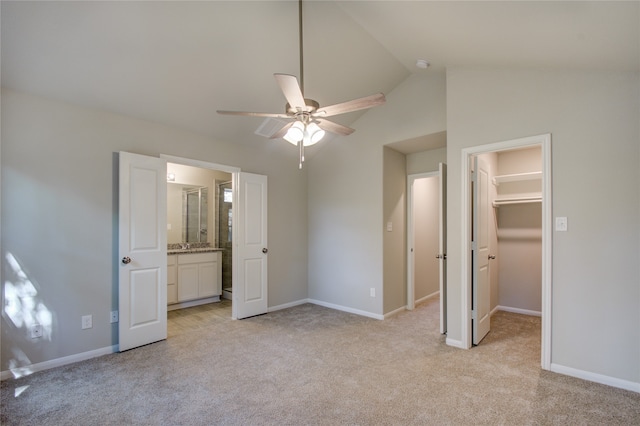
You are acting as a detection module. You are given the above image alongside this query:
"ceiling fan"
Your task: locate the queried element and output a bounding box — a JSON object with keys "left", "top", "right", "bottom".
{"left": 217, "top": 0, "right": 386, "bottom": 168}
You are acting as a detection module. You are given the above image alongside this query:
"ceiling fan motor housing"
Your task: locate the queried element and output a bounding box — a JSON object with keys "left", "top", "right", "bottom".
{"left": 286, "top": 99, "right": 320, "bottom": 115}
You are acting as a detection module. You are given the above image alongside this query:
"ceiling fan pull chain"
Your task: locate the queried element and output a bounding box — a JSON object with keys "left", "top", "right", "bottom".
{"left": 299, "top": 140, "right": 303, "bottom": 169}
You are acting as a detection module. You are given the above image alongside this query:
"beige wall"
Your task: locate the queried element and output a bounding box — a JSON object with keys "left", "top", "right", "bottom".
{"left": 496, "top": 147, "right": 542, "bottom": 313}
{"left": 1, "top": 89, "right": 308, "bottom": 370}
{"left": 383, "top": 147, "right": 407, "bottom": 313}
{"left": 407, "top": 146, "right": 446, "bottom": 175}
{"left": 308, "top": 73, "right": 447, "bottom": 316}
{"left": 446, "top": 68, "right": 639, "bottom": 384}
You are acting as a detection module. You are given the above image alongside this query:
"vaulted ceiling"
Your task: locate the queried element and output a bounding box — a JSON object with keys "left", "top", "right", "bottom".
{"left": 2, "top": 1, "right": 638, "bottom": 150}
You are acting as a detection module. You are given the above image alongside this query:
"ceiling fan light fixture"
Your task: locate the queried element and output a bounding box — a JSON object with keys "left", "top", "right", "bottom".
{"left": 217, "top": 0, "right": 385, "bottom": 169}
{"left": 284, "top": 121, "right": 305, "bottom": 145}
{"left": 304, "top": 122, "right": 325, "bottom": 146}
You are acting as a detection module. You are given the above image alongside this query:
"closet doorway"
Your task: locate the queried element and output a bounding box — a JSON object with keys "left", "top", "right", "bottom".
{"left": 462, "top": 134, "right": 552, "bottom": 369}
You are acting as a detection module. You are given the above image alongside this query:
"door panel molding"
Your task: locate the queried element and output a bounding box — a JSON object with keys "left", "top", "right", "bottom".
{"left": 235, "top": 172, "right": 268, "bottom": 319}
{"left": 118, "top": 151, "right": 167, "bottom": 352}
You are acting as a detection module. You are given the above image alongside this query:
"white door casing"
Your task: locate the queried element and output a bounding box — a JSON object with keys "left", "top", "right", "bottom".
{"left": 118, "top": 152, "right": 167, "bottom": 352}
{"left": 459, "top": 133, "right": 551, "bottom": 369}
{"left": 234, "top": 172, "right": 268, "bottom": 319}
{"left": 438, "top": 162, "right": 447, "bottom": 335}
{"left": 472, "top": 155, "right": 491, "bottom": 344}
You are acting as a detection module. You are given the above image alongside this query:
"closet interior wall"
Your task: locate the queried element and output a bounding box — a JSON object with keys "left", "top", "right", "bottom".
{"left": 490, "top": 147, "right": 543, "bottom": 315}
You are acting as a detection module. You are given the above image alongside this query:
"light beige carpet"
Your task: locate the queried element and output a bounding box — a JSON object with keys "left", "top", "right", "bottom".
{"left": 2, "top": 298, "right": 639, "bottom": 425}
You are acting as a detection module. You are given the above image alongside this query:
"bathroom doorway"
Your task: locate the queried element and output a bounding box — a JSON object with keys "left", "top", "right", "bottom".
{"left": 165, "top": 158, "right": 235, "bottom": 328}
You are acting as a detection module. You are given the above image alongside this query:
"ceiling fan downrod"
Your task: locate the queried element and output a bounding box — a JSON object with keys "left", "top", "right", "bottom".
{"left": 298, "top": 0, "right": 304, "bottom": 97}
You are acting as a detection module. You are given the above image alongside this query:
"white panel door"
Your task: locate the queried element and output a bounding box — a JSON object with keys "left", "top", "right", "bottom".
{"left": 472, "top": 156, "right": 491, "bottom": 344}
{"left": 235, "top": 172, "right": 268, "bottom": 319}
{"left": 438, "top": 163, "right": 447, "bottom": 335}
{"left": 118, "top": 152, "right": 167, "bottom": 352}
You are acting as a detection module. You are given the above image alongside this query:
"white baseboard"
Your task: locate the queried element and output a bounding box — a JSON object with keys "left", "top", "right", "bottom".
{"left": 1, "top": 345, "right": 117, "bottom": 381}
{"left": 550, "top": 363, "right": 640, "bottom": 394}
{"left": 416, "top": 291, "right": 439, "bottom": 305}
{"left": 495, "top": 305, "right": 541, "bottom": 317}
{"left": 307, "top": 298, "right": 384, "bottom": 320}
{"left": 383, "top": 306, "right": 406, "bottom": 319}
{"left": 268, "top": 299, "right": 309, "bottom": 312}
{"left": 445, "top": 337, "right": 467, "bottom": 349}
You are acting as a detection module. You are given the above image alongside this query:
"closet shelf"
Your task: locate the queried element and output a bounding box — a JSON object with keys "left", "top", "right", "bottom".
{"left": 493, "top": 193, "right": 542, "bottom": 207}
{"left": 492, "top": 171, "right": 542, "bottom": 186}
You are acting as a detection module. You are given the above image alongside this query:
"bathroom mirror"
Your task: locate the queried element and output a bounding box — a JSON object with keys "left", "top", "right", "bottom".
{"left": 167, "top": 184, "right": 209, "bottom": 244}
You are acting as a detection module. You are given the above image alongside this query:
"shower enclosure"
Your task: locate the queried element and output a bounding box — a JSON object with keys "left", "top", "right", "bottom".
{"left": 217, "top": 181, "right": 233, "bottom": 298}
{"left": 183, "top": 186, "right": 208, "bottom": 243}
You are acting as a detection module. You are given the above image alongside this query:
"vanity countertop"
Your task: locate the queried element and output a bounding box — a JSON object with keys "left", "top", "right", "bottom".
{"left": 167, "top": 247, "right": 224, "bottom": 255}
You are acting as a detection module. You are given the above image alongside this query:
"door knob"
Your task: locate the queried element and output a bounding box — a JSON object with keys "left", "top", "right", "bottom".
{"left": 122, "top": 256, "right": 132, "bottom": 264}
{"left": 436, "top": 254, "right": 447, "bottom": 260}
{"left": 262, "top": 248, "right": 268, "bottom": 254}
{"left": 488, "top": 255, "right": 496, "bottom": 260}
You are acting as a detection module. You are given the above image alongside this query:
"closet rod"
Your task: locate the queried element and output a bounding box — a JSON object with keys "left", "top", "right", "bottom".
{"left": 493, "top": 197, "right": 542, "bottom": 207}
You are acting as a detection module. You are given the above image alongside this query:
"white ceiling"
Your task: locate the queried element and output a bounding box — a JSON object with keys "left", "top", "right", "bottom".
{"left": 2, "top": 1, "right": 638, "bottom": 151}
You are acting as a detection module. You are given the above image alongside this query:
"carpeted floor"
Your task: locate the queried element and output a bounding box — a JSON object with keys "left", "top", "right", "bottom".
{"left": 1, "top": 298, "right": 639, "bottom": 425}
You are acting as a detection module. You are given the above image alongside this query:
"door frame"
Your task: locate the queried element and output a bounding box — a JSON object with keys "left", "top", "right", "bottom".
{"left": 460, "top": 133, "right": 552, "bottom": 369}
{"left": 160, "top": 155, "right": 242, "bottom": 318}
{"left": 407, "top": 171, "right": 439, "bottom": 311}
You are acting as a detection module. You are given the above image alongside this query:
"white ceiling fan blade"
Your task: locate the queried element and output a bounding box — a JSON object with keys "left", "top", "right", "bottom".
{"left": 314, "top": 93, "right": 386, "bottom": 118}
{"left": 274, "top": 73, "right": 306, "bottom": 111}
{"left": 269, "top": 121, "right": 295, "bottom": 139}
{"left": 316, "top": 118, "right": 355, "bottom": 136}
{"left": 217, "top": 110, "right": 291, "bottom": 119}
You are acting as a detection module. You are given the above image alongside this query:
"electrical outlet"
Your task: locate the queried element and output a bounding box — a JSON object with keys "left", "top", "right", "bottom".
{"left": 30, "top": 324, "right": 43, "bottom": 339}
{"left": 110, "top": 311, "right": 119, "bottom": 323}
{"left": 81, "top": 315, "right": 93, "bottom": 330}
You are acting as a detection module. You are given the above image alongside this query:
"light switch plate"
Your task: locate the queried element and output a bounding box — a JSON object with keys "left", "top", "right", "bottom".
{"left": 556, "top": 217, "right": 568, "bottom": 231}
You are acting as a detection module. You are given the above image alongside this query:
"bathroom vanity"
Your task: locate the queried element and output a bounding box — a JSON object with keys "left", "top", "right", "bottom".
{"left": 167, "top": 248, "right": 222, "bottom": 310}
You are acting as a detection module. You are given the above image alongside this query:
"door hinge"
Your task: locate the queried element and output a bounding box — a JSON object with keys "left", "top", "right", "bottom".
{"left": 471, "top": 310, "right": 477, "bottom": 320}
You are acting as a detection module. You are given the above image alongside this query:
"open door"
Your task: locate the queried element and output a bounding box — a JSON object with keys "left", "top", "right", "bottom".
{"left": 234, "top": 172, "right": 268, "bottom": 319}
{"left": 118, "top": 152, "right": 167, "bottom": 352}
{"left": 438, "top": 163, "right": 447, "bottom": 334}
{"left": 472, "top": 156, "right": 491, "bottom": 344}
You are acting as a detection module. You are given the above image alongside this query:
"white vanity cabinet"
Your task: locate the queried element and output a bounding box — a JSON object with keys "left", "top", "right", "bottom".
{"left": 167, "top": 255, "right": 178, "bottom": 304}
{"left": 176, "top": 252, "right": 221, "bottom": 302}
